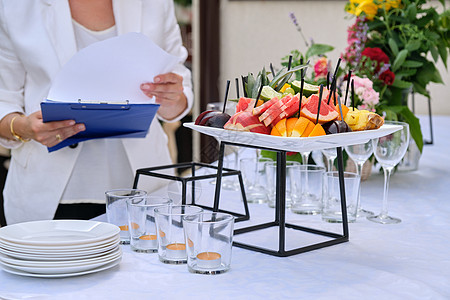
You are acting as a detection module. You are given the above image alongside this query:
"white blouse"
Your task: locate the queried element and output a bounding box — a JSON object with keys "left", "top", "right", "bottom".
{"left": 60, "top": 20, "right": 134, "bottom": 204}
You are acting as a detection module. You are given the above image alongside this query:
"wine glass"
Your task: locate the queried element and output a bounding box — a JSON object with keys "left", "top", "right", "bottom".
{"left": 321, "top": 148, "right": 337, "bottom": 172}
{"left": 368, "top": 121, "right": 409, "bottom": 224}
{"left": 345, "top": 140, "right": 374, "bottom": 217}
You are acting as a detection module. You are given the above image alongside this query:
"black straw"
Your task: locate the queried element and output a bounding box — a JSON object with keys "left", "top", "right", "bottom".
{"left": 223, "top": 80, "right": 230, "bottom": 114}
{"left": 351, "top": 79, "right": 355, "bottom": 111}
{"left": 288, "top": 55, "right": 293, "bottom": 70}
{"left": 332, "top": 57, "right": 342, "bottom": 81}
{"left": 235, "top": 78, "right": 240, "bottom": 99}
{"left": 326, "top": 72, "right": 330, "bottom": 90}
{"left": 254, "top": 85, "right": 263, "bottom": 108}
{"left": 344, "top": 70, "right": 352, "bottom": 106}
{"left": 241, "top": 76, "right": 247, "bottom": 97}
{"left": 299, "top": 58, "right": 304, "bottom": 114}
{"left": 326, "top": 76, "right": 335, "bottom": 105}
{"left": 270, "top": 63, "right": 275, "bottom": 78}
{"left": 316, "top": 84, "right": 324, "bottom": 124}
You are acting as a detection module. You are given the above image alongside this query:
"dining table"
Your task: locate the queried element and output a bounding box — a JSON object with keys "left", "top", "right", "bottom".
{"left": 0, "top": 115, "right": 449, "bottom": 300}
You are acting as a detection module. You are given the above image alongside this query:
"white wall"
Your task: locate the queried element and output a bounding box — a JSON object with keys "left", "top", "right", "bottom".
{"left": 219, "top": 0, "right": 450, "bottom": 115}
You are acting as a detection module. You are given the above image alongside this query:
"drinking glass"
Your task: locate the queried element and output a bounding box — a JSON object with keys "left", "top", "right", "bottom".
{"left": 368, "top": 121, "right": 409, "bottom": 224}
{"left": 154, "top": 205, "right": 203, "bottom": 264}
{"left": 105, "top": 189, "right": 147, "bottom": 244}
{"left": 239, "top": 157, "right": 271, "bottom": 203}
{"left": 183, "top": 212, "right": 234, "bottom": 275}
{"left": 127, "top": 196, "right": 172, "bottom": 253}
{"left": 321, "top": 148, "right": 337, "bottom": 172}
{"left": 345, "top": 141, "right": 374, "bottom": 217}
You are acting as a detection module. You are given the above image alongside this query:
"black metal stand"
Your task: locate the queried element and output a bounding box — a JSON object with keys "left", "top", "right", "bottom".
{"left": 133, "top": 162, "right": 250, "bottom": 222}
{"left": 214, "top": 141, "right": 349, "bottom": 257}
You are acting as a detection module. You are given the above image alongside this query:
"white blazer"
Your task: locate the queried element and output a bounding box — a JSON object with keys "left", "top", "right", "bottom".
{"left": 0, "top": 0, "right": 193, "bottom": 224}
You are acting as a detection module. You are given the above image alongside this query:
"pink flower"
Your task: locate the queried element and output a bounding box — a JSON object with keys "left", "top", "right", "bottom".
{"left": 314, "top": 57, "right": 329, "bottom": 80}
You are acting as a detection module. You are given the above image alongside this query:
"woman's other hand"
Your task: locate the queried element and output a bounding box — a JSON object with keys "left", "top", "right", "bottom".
{"left": 6, "top": 111, "right": 85, "bottom": 147}
{"left": 140, "top": 72, "right": 188, "bottom": 121}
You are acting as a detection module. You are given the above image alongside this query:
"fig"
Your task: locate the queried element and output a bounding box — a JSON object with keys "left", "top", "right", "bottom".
{"left": 205, "top": 113, "right": 231, "bottom": 128}
{"left": 322, "top": 120, "right": 352, "bottom": 135}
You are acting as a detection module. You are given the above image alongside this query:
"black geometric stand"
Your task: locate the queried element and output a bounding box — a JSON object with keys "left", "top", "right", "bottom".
{"left": 214, "top": 141, "right": 349, "bottom": 257}
{"left": 133, "top": 162, "right": 250, "bottom": 222}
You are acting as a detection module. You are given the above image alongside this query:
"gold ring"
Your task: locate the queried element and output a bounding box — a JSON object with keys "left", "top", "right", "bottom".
{"left": 56, "top": 134, "right": 62, "bottom": 142}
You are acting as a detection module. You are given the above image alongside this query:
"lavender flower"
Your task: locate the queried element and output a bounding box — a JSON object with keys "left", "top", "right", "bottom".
{"left": 289, "top": 12, "right": 309, "bottom": 47}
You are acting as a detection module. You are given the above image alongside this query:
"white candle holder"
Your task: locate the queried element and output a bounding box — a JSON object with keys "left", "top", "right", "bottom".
{"left": 154, "top": 205, "right": 203, "bottom": 264}
{"left": 126, "top": 196, "right": 172, "bottom": 253}
{"left": 183, "top": 212, "right": 234, "bottom": 274}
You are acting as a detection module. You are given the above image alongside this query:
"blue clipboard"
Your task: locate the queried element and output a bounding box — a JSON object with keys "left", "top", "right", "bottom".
{"left": 41, "top": 99, "right": 160, "bottom": 152}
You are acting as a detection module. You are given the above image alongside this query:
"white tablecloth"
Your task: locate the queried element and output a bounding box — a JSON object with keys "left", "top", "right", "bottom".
{"left": 0, "top": 115, "right": 449, "bottom": 300}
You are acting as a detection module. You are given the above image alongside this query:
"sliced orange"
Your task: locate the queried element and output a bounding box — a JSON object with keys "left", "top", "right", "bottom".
{"left": 270, "top": 125, "right": 282, "bottom": 136}
{"left": 308, "top": 123, "right": 326, "bottom": 137}
{"left": 290, "top": 117, "right": 313, "bottom": 137}
{"left": 274, "top": 118, "right": 287, "bottom": 137}
{"left": 256, "top": 99, "right": 264, "bottom": 107}
{"left": 301, "top": 121, "right": 316, "bottom": 137}
{"left": 336, "top": 104, "right": 349, "bottom": 121}
{"left": 286, "top": 118, "right": 298, "bottom": 136}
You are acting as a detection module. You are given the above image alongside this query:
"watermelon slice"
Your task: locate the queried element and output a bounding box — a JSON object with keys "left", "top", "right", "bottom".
{"left": 252, "top": 97, "right": 279, "bottom": 116}
{"left": 259, "top": 95, "right": 292, "bottom": 125}
{"left": 224, "top": 111, "right": 271, "bottom": 135}
{"left": 236, "top": 97, "right": 256, "bottom": 113}
{"left": 300, "top": 94, "right": 338, "bottom": 124}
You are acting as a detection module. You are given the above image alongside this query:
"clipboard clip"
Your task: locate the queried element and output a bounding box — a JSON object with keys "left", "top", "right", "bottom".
{"left": 70, "top": 99, "right": 131, "bottom": 110}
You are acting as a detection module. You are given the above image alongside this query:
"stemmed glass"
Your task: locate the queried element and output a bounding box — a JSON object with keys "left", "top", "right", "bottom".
{"left": 321, "top": 148, "right": 337, "bottom": 172}
{"left": 368, "top": 121, "right": 410, "bottom": 224}
{"left": 345, "top": 141, "right": 374, "bottom": 217}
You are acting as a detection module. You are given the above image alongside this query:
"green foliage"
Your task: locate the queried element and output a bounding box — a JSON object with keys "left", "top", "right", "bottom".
{"left": 365, "top": 0, "right": 449, "bottom": 101}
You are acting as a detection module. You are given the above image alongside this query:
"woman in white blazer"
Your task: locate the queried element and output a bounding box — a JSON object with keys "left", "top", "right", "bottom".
{"left": 0, "top": 0, "right": 193, "bottom": 224}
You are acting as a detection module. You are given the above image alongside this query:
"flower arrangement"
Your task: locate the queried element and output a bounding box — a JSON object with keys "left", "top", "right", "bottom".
{"left": 342, "top": 0, "right": 450, "bottom": 152}
{"left": 343, "top": 75, "right": 380, "bottom": 111}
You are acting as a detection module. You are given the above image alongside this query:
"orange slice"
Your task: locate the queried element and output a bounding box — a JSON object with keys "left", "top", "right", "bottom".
{"left": 308, "top": 123, "right": 326, "bottom": 137}
{"left": 301, "top": 121, "right": 316, "bottom": 137}
{"left": 270, "top": 125, "right": 282, "bottom": 136}
{"left": 273, "top": 118, "right": 287, "bottom": 137}
{"left": 285, "top": 118, "right": 298, "bottom": 136}
{"left": 290, "top": 117, "right": 313, "bottom": 137}
{"left": 336, "top": 104, "right": 349, "bottom": 121}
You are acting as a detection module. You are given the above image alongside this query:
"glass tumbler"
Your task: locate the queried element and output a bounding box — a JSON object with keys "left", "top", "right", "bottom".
{"left": 154, "top": 205, "right": 203, "bottom": 264}
{"left": 127, "top": 196, "right": 172, "bottom": 253}
{"left": 105, "top": 189, "right": 147, "bottom": 244}
{"left": 183, "top": 212, "right": 235, "bottom": 275}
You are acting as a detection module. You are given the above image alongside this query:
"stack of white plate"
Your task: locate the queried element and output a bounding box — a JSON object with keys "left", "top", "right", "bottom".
{"left": 0, "top": 219, "right": 121, "bottom": 278}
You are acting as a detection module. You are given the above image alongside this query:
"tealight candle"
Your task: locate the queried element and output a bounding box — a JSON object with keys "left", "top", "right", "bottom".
{"left": 139, "top": 234, "right": 157, "bottom": 248}
{"left": 166, "top": 243, "right": 186, "bottom": 259}
{"left": 196, "top": 252, "right": 221, "bottom": 269}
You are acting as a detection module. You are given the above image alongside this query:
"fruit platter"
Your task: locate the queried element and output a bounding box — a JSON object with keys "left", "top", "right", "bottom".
{"left": 186, "top": 62, "right": 402, "bottom": 153}
{"left": 184, "top": 122, "right": 400, "bottom": 153}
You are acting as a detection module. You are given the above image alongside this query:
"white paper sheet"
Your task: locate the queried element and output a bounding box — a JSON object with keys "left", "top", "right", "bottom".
{"left": 47, "top": 32, "right": 181, "bottom": 103}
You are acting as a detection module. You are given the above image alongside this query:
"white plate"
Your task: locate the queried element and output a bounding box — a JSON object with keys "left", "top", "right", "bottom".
{"left": 0, "top": 244, "right": 121, "bottom": 261}
{"left": 0, "top": 254, "right": 122, "bottom": 275}
{"left": 0, "top": 220, "right": 120, "bottom": 246}
{"left": 0, "top": 257, "right": 121, "bottom": 278}
{"left": 184, "top": 122, "right": 402, "bottom": 152}
{"left": 0, "top": 246, "right": 121, "bottom": 267}
{"left": 0, "top": 235, "right": 120, "bottom": 254}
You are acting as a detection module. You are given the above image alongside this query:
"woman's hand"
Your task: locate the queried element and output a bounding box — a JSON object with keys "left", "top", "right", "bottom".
{"left": 11, "top": 111, "right": 85, "bottom": 147}
{"left": 140, "top": 73, "right": 188, "bottom": 120}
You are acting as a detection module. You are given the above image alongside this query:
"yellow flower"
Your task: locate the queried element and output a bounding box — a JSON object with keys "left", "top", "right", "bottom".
{"left": 355, "top": 0, "right": 379, "bottom": 20}
{"left": 377, "top": 0, "right": 401, "bottom": 11}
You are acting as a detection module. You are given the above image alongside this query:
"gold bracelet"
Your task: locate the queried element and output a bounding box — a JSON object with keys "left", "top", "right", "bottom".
{"left": 10, "top": 115, "right": 30, "bottom": 143}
